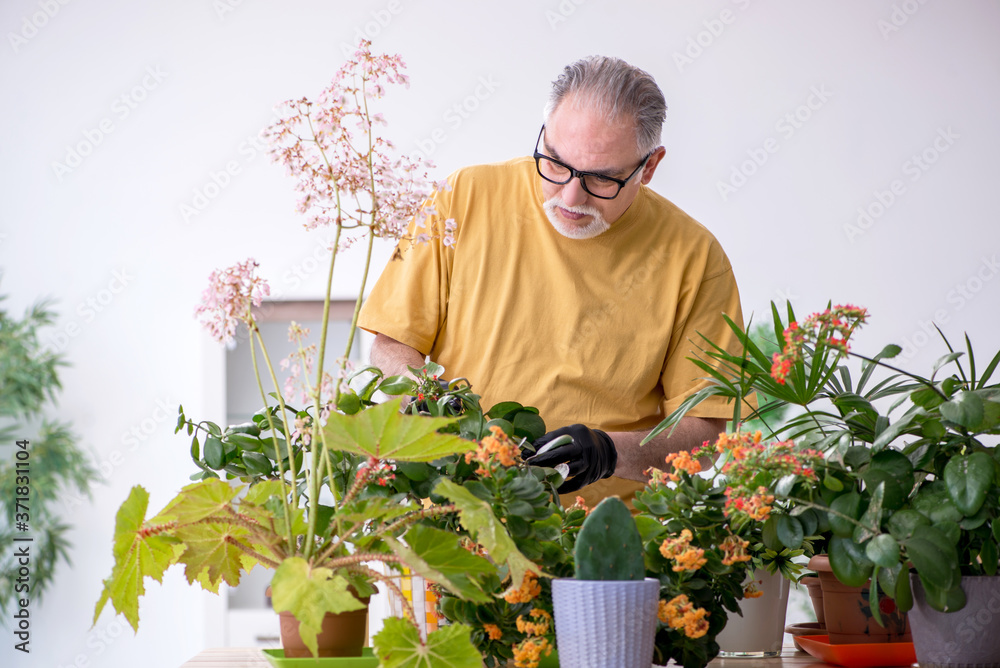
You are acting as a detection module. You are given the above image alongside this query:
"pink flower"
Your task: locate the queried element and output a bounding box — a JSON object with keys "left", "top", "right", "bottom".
{"left": 262, "top": 39, "right": 442, "bottom": 246}
{"left": 194, "top": 259, "right": 270, "bottom": 344}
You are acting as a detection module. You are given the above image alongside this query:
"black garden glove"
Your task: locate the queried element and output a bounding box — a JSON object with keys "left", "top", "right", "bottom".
{"left": 527, "top": 424, "right": 618, "bottom": 493}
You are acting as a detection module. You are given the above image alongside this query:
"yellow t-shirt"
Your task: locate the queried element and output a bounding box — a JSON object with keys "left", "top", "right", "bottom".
{"left": 359, "top": 157, "right": 747, "bottom": 506}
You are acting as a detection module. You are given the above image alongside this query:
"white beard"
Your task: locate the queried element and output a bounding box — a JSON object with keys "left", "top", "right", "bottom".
{"left": 542, "top": 196, "right": 611, "bottom": 240}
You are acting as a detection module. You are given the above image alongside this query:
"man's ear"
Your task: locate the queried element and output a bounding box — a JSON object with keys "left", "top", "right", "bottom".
{"left": 639, "top": 146, "right": 666, "bottom": 185}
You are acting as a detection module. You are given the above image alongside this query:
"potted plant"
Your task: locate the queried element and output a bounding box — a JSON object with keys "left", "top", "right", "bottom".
{"left": 91, "top": 41, "right": 535, "bottom": 665}
{"left": 650, "top": 301, "right": 1000, "bottom": 662}
{"left": 548, "top": 495, "right": 659, "bottom": 668}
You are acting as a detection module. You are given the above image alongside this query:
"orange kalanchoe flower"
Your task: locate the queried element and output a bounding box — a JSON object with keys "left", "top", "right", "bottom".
{"left": 503, "top": 571, "right": 541, "bottom": 604}
{"left": 659, "top": 594, "right": 710, "bottom": 639}
{"left": 465, "top": 425, "right": 521, "bottom": 476}
{"left": 770, "top": 305, "right": 868, "bottom": 384}
{"left": 513, "top": 637, "right": 552, "bottom": 668}
{"left": 743, "top": 582, "right": 764, "bottom": 599}
{"left": 720, "top": 535, "right": 752, "bottom": 566}
{"left": 662, "top": 450, "right": 702, "bottom": 481}
{"left": 659, "top": 529, "right": 707, "bottom": 572}
{"left": 483, "top": 623, "right": 503, "bottom": 641}
{"left": 516, "top": 609, "right": 552, "bottom": 637}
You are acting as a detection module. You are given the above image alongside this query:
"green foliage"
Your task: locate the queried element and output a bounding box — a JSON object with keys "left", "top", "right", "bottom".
{"left": 652, "top": 301, "right": 1000, "bottom": 614}
{"left": 573, "top": 496, "right": 644, "bottom": 581}
{"left": 0, "top": 294, "right": 99, "bottom": 620}
{"left": 374, "top": 617, "right": 483, "bottom": 668}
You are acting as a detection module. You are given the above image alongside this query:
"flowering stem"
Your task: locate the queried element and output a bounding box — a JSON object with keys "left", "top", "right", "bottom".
{"left": 373, "top": 505, "right": 458, "bottom": 539}
{"left": 349, "top": 564, "right": 418, "bottom": 627}
{"left": 224, "top": 535, "right": 281, "bottom": 570}
{"left": 247, "top": 322, "right": 297, "bottom": 550}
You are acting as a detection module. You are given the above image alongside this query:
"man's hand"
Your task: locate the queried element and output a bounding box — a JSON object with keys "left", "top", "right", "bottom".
{"left": 528, "top": 424, "right": 617, "bottom": 493}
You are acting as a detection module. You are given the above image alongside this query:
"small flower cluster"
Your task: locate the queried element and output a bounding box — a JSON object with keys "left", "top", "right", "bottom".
{"left": 503, "top": 571, "right": 541, "bottom": 605}
{"left": 264, "top": 39, "right": 441, "bottom": 246}
{"left": 712, "top": 431, "right": 823, "bottom": 521}
{"left": 355, "top": 456, "right": 396, "bottom": 487}
{"left": 659, "top": 529, "right": 707, "bottom": 572}
{"left": 662, "top": 450, "right": 703, "bottom": 481}
{"left": 719, "top": 534, "right": 752, "bottom": 566}
{"left": 465, "top": 425, "right": 521, "bottom": 477}
{"left": 658, "top": 594, "right": 710, "bottom": 639}
{"left": 512, "top": 635, "right": 553, "bottom": 668}
{"left": 771, "top": 305, "right": 869, "bottom": 383}
{"left": 194, "top": 258, "right": 271, "bottom": 344}
{"left": 743, "top": 582, "right": 764, "bottom": 599}
{"left": 724, "top": 486, "right": 775, "bottom": 521}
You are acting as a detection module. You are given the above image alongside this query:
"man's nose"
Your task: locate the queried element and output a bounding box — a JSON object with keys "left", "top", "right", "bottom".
{"left": 561, "top": 176, "right": 589, "bottom": 207}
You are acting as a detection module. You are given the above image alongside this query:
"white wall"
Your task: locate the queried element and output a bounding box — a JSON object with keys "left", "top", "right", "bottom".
{"left": 2, "top": 1, "right": 998, "bottom": 666}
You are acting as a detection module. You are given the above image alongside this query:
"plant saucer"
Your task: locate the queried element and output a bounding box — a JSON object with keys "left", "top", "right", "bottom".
{"left": 796, "top": 634, "right": 916, "bottom": 668}
{"left": 262, "top": 648, "right": 379, "bottom": 668}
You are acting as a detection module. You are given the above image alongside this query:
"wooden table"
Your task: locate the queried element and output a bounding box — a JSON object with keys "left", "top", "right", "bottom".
{"left": 179, "top": 646, "right": 847, "bottom": 667}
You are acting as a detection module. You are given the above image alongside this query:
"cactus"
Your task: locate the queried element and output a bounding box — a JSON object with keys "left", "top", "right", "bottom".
{"left": 574, "top": 496, "right": 645, "bottom": 581}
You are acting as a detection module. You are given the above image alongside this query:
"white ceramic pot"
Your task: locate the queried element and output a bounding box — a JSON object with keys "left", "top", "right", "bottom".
{"left": 715, "top": 569, "right": 790, "bottom": 657}
{"left": 551, "top": 577, "right": 660, "bottom": 668}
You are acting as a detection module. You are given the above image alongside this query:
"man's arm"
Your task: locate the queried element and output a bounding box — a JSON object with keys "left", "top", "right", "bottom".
{"left": 607, "top": 416, "right": 726, "bottom": 482}
{"left": 370, "top": 333, "right": 426, "bottom": 379}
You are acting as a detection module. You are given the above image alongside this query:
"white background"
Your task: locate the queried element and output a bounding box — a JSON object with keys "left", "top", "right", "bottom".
{"left": 2, "top": 1, "right": 999, "bottom": 666}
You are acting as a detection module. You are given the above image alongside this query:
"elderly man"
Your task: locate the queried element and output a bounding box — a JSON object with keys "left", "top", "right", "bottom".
{"left": 358, "top": 55, "right": 747, "bottom": 507}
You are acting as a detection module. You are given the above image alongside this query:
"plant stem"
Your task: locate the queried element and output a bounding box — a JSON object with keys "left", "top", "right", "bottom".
{"left": 248, "top": 322, "right": 297, "bottom": 550}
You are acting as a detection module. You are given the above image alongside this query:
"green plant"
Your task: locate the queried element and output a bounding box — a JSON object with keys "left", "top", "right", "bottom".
{"left": 574, "top": 496, "right": 644, "bottom": 580}
{"left": 0, "top": 293, "right": 98, "bottom": 619}
{"left": 651, "top": 301, "right": 1000, "bottom": 624}
{"left": 92, "top": 42, "right": 535, "bottom": 665}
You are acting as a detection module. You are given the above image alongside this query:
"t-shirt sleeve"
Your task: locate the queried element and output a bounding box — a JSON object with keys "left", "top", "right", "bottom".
{"left": 659, "top": 241, "right": 751, "bottom": 421}
{"left": 357, "top": 187, "right": 454, "bottom": 355}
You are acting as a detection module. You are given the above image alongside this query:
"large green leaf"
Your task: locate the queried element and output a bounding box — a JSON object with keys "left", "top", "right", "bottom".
{"left": 322, "top": 399, "right": 476, "bottom": 461}
{"left": 939, "top": 391, "right": 985, "bottom": 429}
{"left": 93, "top": 486, "right": 183, "bottom": 631}
{"left": 904, "top": 525, "right": 960, "bottom": 592}
{"left": 175, "top": 523, "right": 249, "bottom": 588}
{"left": 828, "top": 535, "right": 873, "bottom": 587}
{"left": 433, "top": 478, "right": 538, "bottom": 588}
{"left": 150, "top": 478, "right": 241, "bottom": 525}
{"left": 269, "top": 557, "right": 366, "bottom": 658}
{"left": 374, "top": 617, "right": 482, "bottom": 668}
{"left": 384, "top": 525, "right": 494, "bottom": 603}
{"left": 865, "top": 534, "right": 901, "bottom": 569}
{"left": 944, "top": 452, "right": 995, "bottom": 515}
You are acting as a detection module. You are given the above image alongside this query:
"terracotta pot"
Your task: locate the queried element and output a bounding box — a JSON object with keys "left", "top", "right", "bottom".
{"left": 799, "top": 575, "right": 826, "bottom": 626}
{"left": 266, "top": 586, "right": 371, "bottom": 658}
{"left": 808, "top": 554, "right": 910, "bottom": 645}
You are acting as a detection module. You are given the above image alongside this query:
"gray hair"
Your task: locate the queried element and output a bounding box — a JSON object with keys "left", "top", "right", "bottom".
{"left": 544, "top": 56, "right": 667, "bottom": 156}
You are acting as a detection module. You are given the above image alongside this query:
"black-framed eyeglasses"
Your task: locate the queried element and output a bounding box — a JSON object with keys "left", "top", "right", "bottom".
{"left": 533, "top": 125, "right": 652, "bottom": 200}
